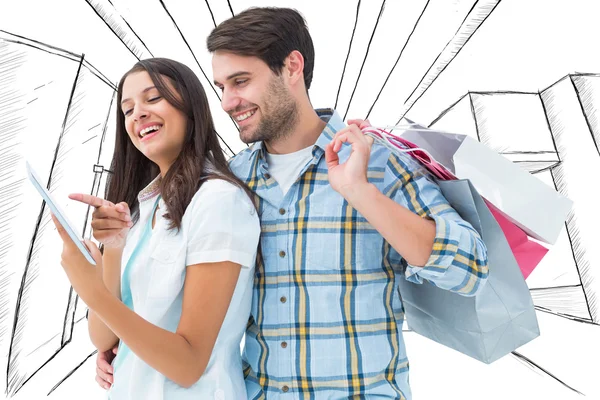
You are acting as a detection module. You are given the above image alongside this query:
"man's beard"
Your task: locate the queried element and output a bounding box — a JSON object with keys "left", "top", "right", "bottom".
{"left": 240, "top": 75, "right": 299, "bottom": 144}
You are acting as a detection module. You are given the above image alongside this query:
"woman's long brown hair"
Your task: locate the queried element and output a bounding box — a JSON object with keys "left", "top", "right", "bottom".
{"left": 106, "top": 57, "right": 254, "bottom": 230}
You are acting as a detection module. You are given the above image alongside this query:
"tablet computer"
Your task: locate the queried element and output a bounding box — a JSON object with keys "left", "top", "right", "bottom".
{"left": 26, "top": 161, "right": 96, "bottom": 265}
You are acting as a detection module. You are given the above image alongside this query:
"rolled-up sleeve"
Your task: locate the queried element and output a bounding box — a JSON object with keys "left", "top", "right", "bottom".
{"left": 185, "top": 179, "right": 260, "bottom": 269}
{"left": 385, "top": 152, "right": 489, "bottom": 296}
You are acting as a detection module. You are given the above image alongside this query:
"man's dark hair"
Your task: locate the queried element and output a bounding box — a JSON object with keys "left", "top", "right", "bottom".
{"left": 207, "top": 7, "right": 315, "bottom": 91}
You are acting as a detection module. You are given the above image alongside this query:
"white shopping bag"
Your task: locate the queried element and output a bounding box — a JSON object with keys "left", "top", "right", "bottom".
{"left": 399, "top": 123, "right": 573, "bottom": 245}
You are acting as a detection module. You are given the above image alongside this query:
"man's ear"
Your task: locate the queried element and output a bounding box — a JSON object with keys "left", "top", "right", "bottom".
{"left": 284, "top": 50, "right": 305, "bottom": 87}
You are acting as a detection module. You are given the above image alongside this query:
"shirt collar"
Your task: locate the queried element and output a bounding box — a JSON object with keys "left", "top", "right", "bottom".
{"left": 137, "top": 174, "right": 161, "bottom": 203}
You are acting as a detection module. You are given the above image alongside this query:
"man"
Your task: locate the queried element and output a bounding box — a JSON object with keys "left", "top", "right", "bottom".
{"left": 96, "top": 7, "right": 488, "bottom": 399}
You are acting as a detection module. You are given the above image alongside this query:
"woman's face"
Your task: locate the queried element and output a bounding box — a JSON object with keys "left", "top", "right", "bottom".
{"left": 120, "top": 71, "right": 188, "bottom": 174}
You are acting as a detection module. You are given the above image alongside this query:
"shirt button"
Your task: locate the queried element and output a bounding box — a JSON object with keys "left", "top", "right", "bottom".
{"left": 279, "top": 208, "right": 286, "bottom": 215}
{"left": 264, "top": 173, "right": 271, "bottom": 179}
{"left": 281, "top": 341, "right": 288, "bottom": 348}
{"left": 279, "top": 250, "right": 286, "bottom": 257}
{"left": 280, "top": 296, "right": 287, "bottom": 303}
{"left": 282, "top": 385, "right": 289, "bottom": 393}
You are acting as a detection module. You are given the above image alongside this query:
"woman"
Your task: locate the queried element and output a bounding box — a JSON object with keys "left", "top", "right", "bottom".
{"left": 51, "top": 58, "right": 260, "bottom": 399}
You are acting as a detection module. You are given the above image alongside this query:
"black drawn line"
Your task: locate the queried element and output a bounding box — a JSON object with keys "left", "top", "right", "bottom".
{"left": 500, "top": 151, "right": 558, "bottom": 155}
{"left": 531, "top": 283, "right": 584, "bottom": 291}
{"left": 343, "top": 0, "right": 386, "bottom": 121}
{"left": 551, "top": 271, "right": 571, "bottom": 283}
{"left": 25, "top": 331, "right": 61, "bottom": 357}
{"left": 64, "top": 295, "right": 78, "bottom": 347}
{"left": 538, "top": 90, "right": 561, "bottom": 160}
{"left": 76, "top": 314, "right": 87, "bottom": 324}
{"left": 0, "top": 38, "right": 79, "bottom": 65}
{"left": 26, "top": 98, "right": 37, "bottom": 104}
{"left": 570, "top": 75, "right": 600, "bottom": 158}
{"left": 0, "top": 30, "right": 79, "bottom": 59}
{"left": 83, "top": 173, "right": 100, "bottom": 231}
{"left": 219, "top": 139, "right": 234, "bottom": 158}
{"left": 88, "top": 123, "right": 101, "bottom": 131}
{"left": 334, "top": 0, "right": 361, "bottom": 110}
{"left": 108, "top": 2, "right": 154, "bottom": 57}
{"left": 514, "top": 165, "right": 559, "bottom": 175}
{"left": 541, "top": 74, "right": 571, "bottom": 94}
{"left": 226, "top": 0, "right": 234, "bottom": 16}
{"left": 82, "top": 135, "right": 98, "bottom": 145}
{"left": 549, "top": 166, "right": 594, "bottom": 321}
{"left": 5, "top": 55, "right": 86, "bottom": 397}
{"left": 1, "top": 31, "right": 115, "bottom": 91}
{"left": 396, "top": 0, "right": 501, "bottom": 124}
{"left": 47, "top": 350, "right": 98, "bottom": 396}
{"left": 530, "top": 285, "right": 593, "bottom": 322}
{"left": 59, "top": 61, "right": 90, "bottom": 346}
{"left": 84, "top": 0, "right": 153, "bottom": 59}
{"left": 204, "top": 0, "right": 218, "bottom": 27}
{"left": 96, "top": 91, "right": 116, "bottom": 164}
{"left": 81, "top": 60, "right": 117, "bottom": 91}
{"left": 34, "top": 84, "right": 45, "bottom": 90}
{"left": 469, "top": 93, "right": 482, "bottom": 142}
{"left": 158, "top": 0, "right": 219, "bottom": 102}
{"left": 470, "top": 90, "right": 538, "bottom": 96}
{"left": 63, "top": 286, "right": 77, "bottom": 346}
{"left": 428, "top": 92, "right": 469, "bottom": 127}
{"left": 366, "top": 0, "right": 431, "bottom": 119}
{"left": 511, "top": 351, "right": 585, "bottom": 395}
{"left": 541, "top": 86, "right": 595, "bottom": 319}
{"left": 158, "top": 0, "right": 238, "bottom": 154}
{"left": 534, "top": 305, "right": 595, "bottom": 325}
{"left": 8, "top": 345, "right": 67, "bottom": 397}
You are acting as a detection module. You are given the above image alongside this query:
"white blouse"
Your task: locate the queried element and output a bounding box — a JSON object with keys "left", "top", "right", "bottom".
{"left": 108, "top": 176, "right": 260, "bottom": 400}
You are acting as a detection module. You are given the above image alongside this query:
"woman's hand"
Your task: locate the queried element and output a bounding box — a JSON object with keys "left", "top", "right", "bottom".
{"left": 50, "top": 213, "right": 108, "bottom": 309}
{"left": 69, "top": 194, "right": 132, "bottom": 249}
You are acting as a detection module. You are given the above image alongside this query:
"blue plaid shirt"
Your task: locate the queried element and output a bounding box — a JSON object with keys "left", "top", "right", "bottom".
{"left": 229, "top": 109, "right": 489, "bottom": 399}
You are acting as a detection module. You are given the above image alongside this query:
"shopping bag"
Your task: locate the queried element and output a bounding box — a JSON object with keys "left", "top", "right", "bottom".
{"left": 397, "top": 179, "right": 540, "bottom": 364}
{"left": 485, "top": 201, "right": 548, "bottom": 279}
{"left": 363, "top": 126, "right": 549, "bottom": 279}
{"left": 397, "top": 123, "right": 573, "bottom": 245}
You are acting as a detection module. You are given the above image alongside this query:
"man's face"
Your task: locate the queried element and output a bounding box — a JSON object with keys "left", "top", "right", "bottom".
{"left": 212, "top": 51, "right": 298, "bottom": 144}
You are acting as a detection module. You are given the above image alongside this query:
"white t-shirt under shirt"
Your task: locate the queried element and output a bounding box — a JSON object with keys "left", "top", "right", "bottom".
{"left": 108, "top": 176, "right": 260, "bottom": 400}
{"left": 264, "top": 145, "right": 314, "bottom": 196}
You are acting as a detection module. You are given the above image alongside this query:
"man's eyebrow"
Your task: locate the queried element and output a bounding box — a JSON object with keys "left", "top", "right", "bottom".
{"left": 120, "top": 86, "right": 157, "bottom": 105}
{"left": 214, "top": 71, "right": 251, "bottom": 86}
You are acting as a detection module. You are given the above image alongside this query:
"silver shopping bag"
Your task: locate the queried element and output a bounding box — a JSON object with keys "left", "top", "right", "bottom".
{"left": 400, "top": 125, "right": 572, "bottom": 245}
{"left": 398, "top": 179, "right": 540, "bottom": 364}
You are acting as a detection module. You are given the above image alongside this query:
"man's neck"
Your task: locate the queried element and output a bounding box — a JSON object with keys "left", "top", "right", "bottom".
{"left": 264, "top": 105, "right": 326, "bottom": 155}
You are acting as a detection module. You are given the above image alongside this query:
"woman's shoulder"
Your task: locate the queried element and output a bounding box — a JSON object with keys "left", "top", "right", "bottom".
{"left": 196, "top": 177, "right": 245, "bottom": 195}
{"left": 185, "top": 178, "right": 255, "bottom": 220}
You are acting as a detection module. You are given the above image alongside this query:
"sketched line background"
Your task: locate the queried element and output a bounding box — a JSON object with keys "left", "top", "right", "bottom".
{"left": 0, "top": 0, "right": 599, "bottom": 399}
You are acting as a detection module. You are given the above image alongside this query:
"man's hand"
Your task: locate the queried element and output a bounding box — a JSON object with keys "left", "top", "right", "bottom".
{"left": 96, "top": 346, "right": 118, "bottom": 390}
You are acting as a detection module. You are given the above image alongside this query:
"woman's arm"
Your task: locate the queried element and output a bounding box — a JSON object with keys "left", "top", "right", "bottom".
{"left": 58, "top": 181, "right": 259, "bottom": 388}
{"left": 88, "top": 247, "right": 122, "bottom": 352}
{"left": 89, "top": 259, "right": 241, "bottom": 387}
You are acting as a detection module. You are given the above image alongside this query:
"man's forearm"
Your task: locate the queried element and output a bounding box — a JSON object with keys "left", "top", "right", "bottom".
{"left": 343, "top": 182, "right": 435, "bottom": 267}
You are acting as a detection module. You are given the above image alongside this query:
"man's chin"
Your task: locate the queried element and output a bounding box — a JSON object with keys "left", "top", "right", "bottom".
{"left": 239, "top": 127, "right": 260, "bottom": 144}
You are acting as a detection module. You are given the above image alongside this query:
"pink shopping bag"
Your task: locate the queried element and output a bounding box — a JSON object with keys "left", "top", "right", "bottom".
{"left": 363, "top": 127, "right": 548, "bottom": 279}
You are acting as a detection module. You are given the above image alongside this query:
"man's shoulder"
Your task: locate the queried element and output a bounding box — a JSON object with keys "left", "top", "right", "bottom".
{"left": 227, "top": 145, "right": 258, "bottom": 176}
{"left": 368, "top": 141, "right": 395, "bottom": 167}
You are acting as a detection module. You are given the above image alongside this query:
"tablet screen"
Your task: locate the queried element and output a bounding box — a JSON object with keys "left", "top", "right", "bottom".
{"left": 25, "top": 161, "right": 96, "bottom": 265}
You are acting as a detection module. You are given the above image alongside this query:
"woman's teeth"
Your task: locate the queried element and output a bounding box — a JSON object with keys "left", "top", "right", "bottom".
{"left": 139, "top": 125, "right": 161, "bottom": 137}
